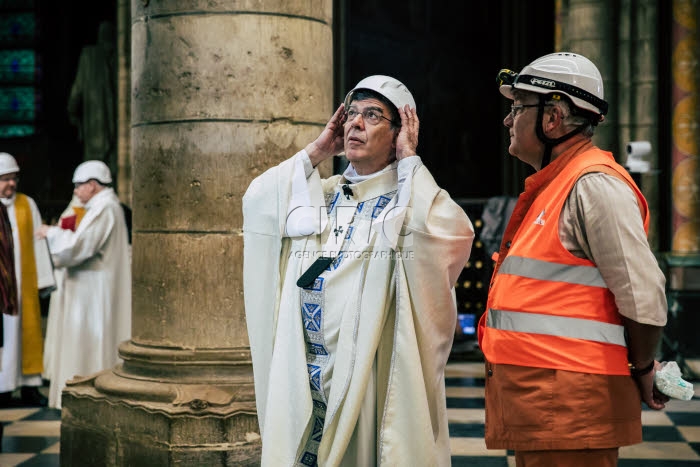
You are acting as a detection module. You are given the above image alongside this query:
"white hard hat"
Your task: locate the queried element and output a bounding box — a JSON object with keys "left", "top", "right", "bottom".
{"left": 344, "top": 75, "right": 416, "bottom": 113}
{"left": 72, "top": 160, "right": 112, "bottom": 184}
{"left": 498, "top": 52, "right": 608, "bottom": 117}
{"left": 0, "top": 152, "right": 19, "bottom": 177}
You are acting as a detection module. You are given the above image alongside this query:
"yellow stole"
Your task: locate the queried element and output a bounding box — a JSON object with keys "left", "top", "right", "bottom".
{"left": 15, "top": 193, "right": 43, "bottom": 375}
{"left": 74, "top": 206, "right": 86, "bottom": 226}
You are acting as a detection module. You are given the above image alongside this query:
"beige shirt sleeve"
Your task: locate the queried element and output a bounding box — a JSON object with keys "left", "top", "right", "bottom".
{"left": 558, "top": 172, "right": 667, "bottom": 326}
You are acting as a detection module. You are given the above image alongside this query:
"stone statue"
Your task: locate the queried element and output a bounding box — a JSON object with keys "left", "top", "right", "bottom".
{"left": 67, "top": 21, "right": 117, "bottom": 180}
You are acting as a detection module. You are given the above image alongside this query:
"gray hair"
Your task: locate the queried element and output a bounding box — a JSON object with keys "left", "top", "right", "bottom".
{"left": 512, "top": 89, "right": 595, "bottom": 138}
{"left": 545, "top": 97, "right": 595, "bottom": 138}
{"left": 348, "top": 89, "right": 400, "bottom": 128}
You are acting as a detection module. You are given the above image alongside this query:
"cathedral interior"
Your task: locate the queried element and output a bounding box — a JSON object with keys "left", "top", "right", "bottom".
{"left": 1, "top": 0, "right": 700, "bottom": 465}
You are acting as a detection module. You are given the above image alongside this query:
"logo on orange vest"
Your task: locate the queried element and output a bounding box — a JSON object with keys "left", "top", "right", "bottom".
{"left": 533, "top": 209, "right": 546, "bottom": 225}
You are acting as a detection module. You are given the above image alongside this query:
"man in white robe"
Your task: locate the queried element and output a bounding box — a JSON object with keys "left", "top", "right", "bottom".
{"left": 42, "top": 196, "right": 85, "bottom": 383}
{"left": 0, "top": 153, "right": 53, "bottom": 407}
{"left": 243, "top": 75, "right": 474, "bottom": 466}
{"left": 37, "top": 160, "right": 131, "bottom": 409}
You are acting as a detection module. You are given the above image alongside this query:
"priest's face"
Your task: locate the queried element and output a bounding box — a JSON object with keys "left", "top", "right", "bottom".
{"left": 0, "top": 172, "right": 18, "bottom": 199}
{"left": 74, "top": 179, "right": 98, "bottom": 204}
{"left": 343, "top": 98, "right": 398, "bottom": 175}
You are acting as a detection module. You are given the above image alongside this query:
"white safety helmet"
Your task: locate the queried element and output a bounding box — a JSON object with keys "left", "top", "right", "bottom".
{"left": 72, "top": 160, "right": 112, "bottom": 184}
{"left": 498, "top": 52, "right": 608, "bottom": 119}
{"left": 344, "top": 75, "right": 416, "bottom": 116}
{"left": 0, "top": 152, "right": 19, "bottom": 176}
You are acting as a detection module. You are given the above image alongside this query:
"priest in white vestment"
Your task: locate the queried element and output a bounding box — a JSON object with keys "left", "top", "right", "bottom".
{"left": 42, "top": 195, "right": 85, "bottom": 383}
{"left": 243, "top": 75, "right": 475, "bottom": 466}
{"left": 37, "top": 160, "right": 131, "bottom": 409}
{"left": 0, "top": 153, "right": 54, "bottom": 407}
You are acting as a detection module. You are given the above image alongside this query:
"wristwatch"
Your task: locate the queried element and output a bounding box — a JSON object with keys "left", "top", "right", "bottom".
{"left": 629, "top": 360, "right": 655, "bottom": 377}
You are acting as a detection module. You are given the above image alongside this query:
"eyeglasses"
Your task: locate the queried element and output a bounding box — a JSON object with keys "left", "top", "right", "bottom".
{"left": 0, "top": 175, "right": 18, "bottom": 183}
{"left": 73, "top": 181, "right": 89, "bottom": 189}
{"left": 345, "top": 108, "right": 394, "bottom": 126}
{"left": 508, "top": 104, "right": 540, "bottom": 119}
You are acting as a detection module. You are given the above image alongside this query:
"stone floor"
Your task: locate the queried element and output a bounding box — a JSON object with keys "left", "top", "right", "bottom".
{"left": 446, "top": 362, "right": 700, "bottom": 466}
{"left": 1, "top": 362, "right": 699, "bottom": 466}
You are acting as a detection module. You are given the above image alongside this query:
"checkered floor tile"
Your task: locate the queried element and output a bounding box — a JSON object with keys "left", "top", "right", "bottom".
{"left": 445, "top": 363, "right": 700, "bottom": 466}
{"left": 1, "top": 363, "right": 699, "bottom": 466}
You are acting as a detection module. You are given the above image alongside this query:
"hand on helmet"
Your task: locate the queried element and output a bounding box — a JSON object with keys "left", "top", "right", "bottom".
{"left": 305, "top": 104, "right": 346, "bottom": 167}
{"left": 396, "top": 104, "right": 419, "bottom": 161}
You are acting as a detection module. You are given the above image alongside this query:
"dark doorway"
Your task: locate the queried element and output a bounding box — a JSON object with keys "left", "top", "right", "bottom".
{"left": 335, "top": 0, "right": 555, "bottom": 198}
{"left": 334, "top": 1, "right": 555, "bottom": 353}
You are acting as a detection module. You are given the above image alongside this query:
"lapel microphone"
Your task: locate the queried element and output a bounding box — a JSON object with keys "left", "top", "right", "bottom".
{"left": 342, "top": 184, "right": 353, "bottom": 199}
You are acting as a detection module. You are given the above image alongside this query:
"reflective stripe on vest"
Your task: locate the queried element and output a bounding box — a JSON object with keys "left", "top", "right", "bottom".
{"left": 487, "top": 308, "right": 627, "bottom": 347}
{"left": 499, "top": 255, "right": 607, "bottom": 288}
{"left": 478, "top": 149, "right": 646, "bottom": 375}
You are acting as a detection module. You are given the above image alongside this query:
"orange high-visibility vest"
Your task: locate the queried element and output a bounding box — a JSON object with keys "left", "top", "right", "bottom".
{"left": 479, "top": 148, "right": 649, "bottom": 376}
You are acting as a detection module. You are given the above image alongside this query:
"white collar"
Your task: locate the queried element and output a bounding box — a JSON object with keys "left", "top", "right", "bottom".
{"left": 85, "top": 187, "right": 114, "bottom": 209}
{"left": 0, "top": 193, "right": 16, "bottom": 207}
{"left": 342, "top": 161, "right": 398, "bottom": 184}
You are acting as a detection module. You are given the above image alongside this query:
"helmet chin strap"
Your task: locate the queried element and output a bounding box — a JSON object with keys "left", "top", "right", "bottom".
{"left": 534, "top": 95, "right": 586, "bottom": 169}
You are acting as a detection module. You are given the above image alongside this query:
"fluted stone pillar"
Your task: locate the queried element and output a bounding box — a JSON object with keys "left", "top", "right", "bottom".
{"left": 619, "top": 0, "right": 661, "bottom": 249}
{"left": 557, "top": 0, "right": 662, "bottom": 248}
{"left": 59, "top": 1, "right": 334, "bottom": 465}
{"left": 560, "top": 0, "right": 618, "bottom": 154}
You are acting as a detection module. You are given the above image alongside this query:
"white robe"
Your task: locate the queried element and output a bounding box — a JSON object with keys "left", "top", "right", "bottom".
{"left": 42, "top": 196, "right": 82, "bottom": 382}
{"left": 243, "top": 151, "right": 474, "bottom": 466}
{"left": 0, "top": 194, "right": 50, "bottom": 392}
{"left": 44, "top": 188, "right": 131, "bottom": 408}
{"left": 42, "top": 267, "right": 63, "bottom": 381}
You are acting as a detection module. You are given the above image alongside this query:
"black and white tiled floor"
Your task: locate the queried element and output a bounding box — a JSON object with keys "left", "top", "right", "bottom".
{"left": 446, "top": 363, "right": 700, "bottom": 466}
{"left": 1, "top": 363, "right": 699, "bottom": 466}
{"left": 0, "top": 394, "right": 60, "bottom": 467}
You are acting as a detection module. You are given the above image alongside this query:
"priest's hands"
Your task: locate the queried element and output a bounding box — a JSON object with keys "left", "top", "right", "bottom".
{"left": 395, "top": 104, "right": 419, "bottom": 161}
{"left": 305, "top": 104, "right": 346, "bottom": 167}
{"left": 36, "top": 224, "right": 50, "bottom": 239}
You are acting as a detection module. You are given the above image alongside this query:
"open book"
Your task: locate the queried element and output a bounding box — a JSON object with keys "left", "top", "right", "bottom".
{"left": 35, "top": 237, "right": 56, "bottom": 296}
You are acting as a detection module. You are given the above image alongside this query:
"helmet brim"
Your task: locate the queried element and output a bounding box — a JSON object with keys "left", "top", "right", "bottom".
{"left": 499, "top": 85, "right": 515, "bottom": 100}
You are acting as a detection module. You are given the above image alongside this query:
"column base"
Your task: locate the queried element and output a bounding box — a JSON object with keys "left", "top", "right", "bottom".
{"left": 60, "top": 369, "right": 261, "bottom": 466}
{"left": 663, "top": 254, "right": 700, "bottom": 379}
{"left": 59, "top": 339, "right": 261, "bottom": 466}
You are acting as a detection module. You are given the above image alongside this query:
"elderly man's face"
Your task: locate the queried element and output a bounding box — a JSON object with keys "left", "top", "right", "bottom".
{"left": 0, "top": 172, "right": 18, "bottom": 199}
{"left": 343, "top": 98, "right": 398, "bottom": 175}
{"left": 503, "top": 93, "right": 545, "bottom": 170}
{"left": 73, "top": 180, "right": 98, "bottom": 204}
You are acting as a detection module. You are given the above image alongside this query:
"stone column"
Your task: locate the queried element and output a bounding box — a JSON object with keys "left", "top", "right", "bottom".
{"left": 59, "top": 1, "right": 334, "bottom": 465}
{"left": 117, "top": 0, "right": 132, "bottom": 205}
{"left": 562, "top": 0, "right": 619, "bottom": 154}
{"left": 556, "top": 0, "right": 663, "bottom": 249}
{"left": 554, "top": 0, "right": 567, "bottom": 51}
{"left": 619, "top": 0, "right": 661, "bottom": 249}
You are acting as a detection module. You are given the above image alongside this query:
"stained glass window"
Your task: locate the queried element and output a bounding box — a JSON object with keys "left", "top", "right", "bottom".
{"left": 0, "top": 50, "right": 35, "bottom": 83}
{"left": 0, "top": 7, "right": 38, "bottom": 138}
{"left": 0, "top": 86, "right": 35, "bottom": 121}
{"left": 0, "top": 13, "right": 36, "bottom": 45}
